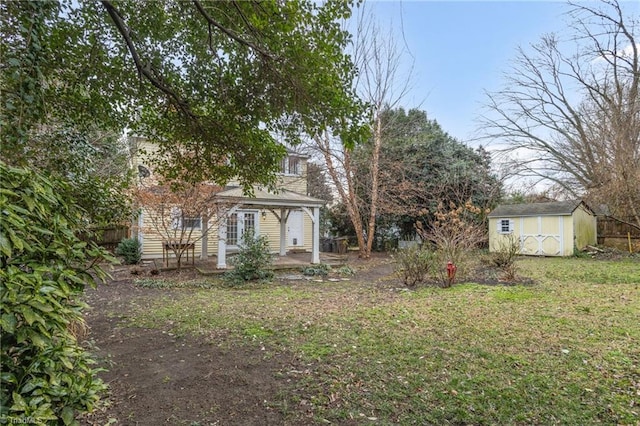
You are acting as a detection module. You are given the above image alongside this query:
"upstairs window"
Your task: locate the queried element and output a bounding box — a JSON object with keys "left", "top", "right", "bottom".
{"left": 280, "top": 156, "right": 301, "bottom": 175}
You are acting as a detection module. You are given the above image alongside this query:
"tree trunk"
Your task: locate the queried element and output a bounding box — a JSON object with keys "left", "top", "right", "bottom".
{"left": 315, "top": 132, "right": 368, "bottom": 257}
{"left": 364, "top": 112, "right": 383, "bottom": 257}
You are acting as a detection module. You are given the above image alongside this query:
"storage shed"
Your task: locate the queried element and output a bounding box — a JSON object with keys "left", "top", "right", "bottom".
{"left": 488, "top": 200, "right": 597, "bottom": 257}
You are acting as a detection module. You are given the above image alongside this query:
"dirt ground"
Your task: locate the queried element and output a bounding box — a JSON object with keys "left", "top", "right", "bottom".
{"left": 80, "top": 254, "right": 395, "bottom": 426}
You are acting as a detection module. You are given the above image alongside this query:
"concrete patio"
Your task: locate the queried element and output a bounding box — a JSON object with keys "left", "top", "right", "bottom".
{"left": 149, "top": 251, "right": 350, "bottom": 274}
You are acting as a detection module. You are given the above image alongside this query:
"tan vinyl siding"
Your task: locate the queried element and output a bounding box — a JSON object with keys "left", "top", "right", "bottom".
{"left": 140, "top": 208, "right": 222, "bottom": 260}
{"left": 260, "top": 212, "right": 283, "bottom": 252}
{"left": 261, "top": 209, "right": 313, "bottom": 252}
{"left": 132, "top": 138, "right": 321, "bottom": 260}
{"left": 277, "top": 160, "right": 308, "bottom": 194}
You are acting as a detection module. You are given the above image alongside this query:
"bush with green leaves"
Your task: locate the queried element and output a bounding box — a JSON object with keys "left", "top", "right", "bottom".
{"left": 115, "top": 237, "right": 142, "bottom": 265}
{"left": 0, "top": 162, "right": 111, "bottom": 423}
{"left": 223, "top": 230, "right": 274, "bottom": 286}
{"left": 336, "top": 265, "right": 356, "bottom": 277}
{"left": 302, "top": 263, "right": 332, "bottom": 277}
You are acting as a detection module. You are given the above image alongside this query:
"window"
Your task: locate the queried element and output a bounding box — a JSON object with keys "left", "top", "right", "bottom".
{"left": 227, "top": 213, "right": 238, "bottom": 245}
{"left": 183, "top": 216, "right": 201, "bottom": 229}
{"left": 170, "top": 207, "right": 201, "bottom": 230}
{"left": 288, "top": 157, "right": 300, "bottom": 175}
{"left": 280, "top": 156, "right": 301, "bottom": 175}
{"left": 498, "top": 219, "right": 514, "bottom": 234}
{"left": 226, "top": 211, "right": 257, "bottom": 246}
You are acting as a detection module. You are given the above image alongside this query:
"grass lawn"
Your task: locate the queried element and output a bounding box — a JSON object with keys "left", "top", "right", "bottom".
{"left": 127, "top": 256, "right": 639, "bottom": 425}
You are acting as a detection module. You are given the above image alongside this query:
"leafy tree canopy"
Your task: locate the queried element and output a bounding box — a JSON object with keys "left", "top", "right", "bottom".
{"left": 1, "top": 0, "right": 367, "bottom": 194}
{"left": 350, "top": 108, "right": 502, "bottom": 237}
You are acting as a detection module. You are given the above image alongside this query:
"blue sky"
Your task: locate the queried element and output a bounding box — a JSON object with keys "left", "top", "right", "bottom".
{"left": 363, "top": 1, "right": 638, "bottom": 146}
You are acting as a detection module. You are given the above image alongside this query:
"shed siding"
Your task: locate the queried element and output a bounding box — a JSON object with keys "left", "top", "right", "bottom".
{"left": 488, "top": 201, "right": 596, "bottom": 257}
{"left": 560, "top": 215, "right": 574, "bottom": 256}
{"left": 489, "top": 214, "right": 572, "bottom": 256}
{"left": 573, "top": 205, "right": 597, "bottom": 250}
{"left": 519, "top": 217, "right": 540, "bottom": 255}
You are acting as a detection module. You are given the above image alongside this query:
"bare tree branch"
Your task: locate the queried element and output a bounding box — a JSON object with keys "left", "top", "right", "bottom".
{"left": 480, "top": 0, "right": 639, "bottom": 226}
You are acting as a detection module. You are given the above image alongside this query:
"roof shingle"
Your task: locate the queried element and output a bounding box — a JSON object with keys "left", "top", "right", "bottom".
{"left": 488, "top": 200, "right": 591, "bottom": 218}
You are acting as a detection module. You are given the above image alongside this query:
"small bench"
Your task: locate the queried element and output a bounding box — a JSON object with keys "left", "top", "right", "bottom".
{"left": 162, "top": 241, "right": 195, "bottom": 267}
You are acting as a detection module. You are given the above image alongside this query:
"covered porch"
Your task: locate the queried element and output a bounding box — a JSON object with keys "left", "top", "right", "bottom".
{"left": 212, "top": 187, "right": 325, "bottom": 269}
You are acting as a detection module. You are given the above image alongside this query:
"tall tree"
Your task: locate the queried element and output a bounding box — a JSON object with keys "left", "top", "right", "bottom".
{"left": 1, "top": 0, "right": 366, "bottom": 192}
{"left": 307, "top": 162, "right": 334, "bottom": 203}
{"left": 481, "top": 0, "right": 639, "bottom": 227}
{"left": 0, "top": 0, "right": 365, "bottom": 417}
{"left": 354, "top": 108, "right": 501, "bottom": 239}
{"left": 312, "top": 6, "right": 413, "bottom": 258}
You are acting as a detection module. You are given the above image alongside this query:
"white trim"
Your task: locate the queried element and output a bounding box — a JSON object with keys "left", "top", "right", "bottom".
{"left": 312, "top": 207, "right": 320, "bottom": 264}
{"left": 558, "top": 216, "right": 564, "bottom": 255}
{"left": 227, "top": 210, "right": 260, "bottom": 249}
{"left": 497, "top": 218, "right": 514, "bottom": 234}
{"left": 279, "top": 208, "right": 287, "bottom": 256}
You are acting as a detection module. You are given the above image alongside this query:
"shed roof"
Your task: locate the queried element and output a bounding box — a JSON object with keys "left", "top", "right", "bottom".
{"left": 488, "top": 200, "right": 592, "bottom": 218}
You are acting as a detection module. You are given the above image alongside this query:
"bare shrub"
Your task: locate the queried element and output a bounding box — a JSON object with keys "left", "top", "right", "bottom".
{"left": 491, "top": 233, "right": 521, "bottom": 281}
{"left": 392, "top": 245, "right": 437, "bottom": 288}
{"left": 416, "top": 201, "right": 488, "bottom": 285}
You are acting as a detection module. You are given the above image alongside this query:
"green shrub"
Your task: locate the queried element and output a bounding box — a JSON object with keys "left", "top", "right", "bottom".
{"left": 115, "top": 237, "right": 142, "bottom": 264}
{"left": 0, "top": 162, "right": 111, "bottom": 423}
{"left": 223, "top": 230, "right": 274, "bottom": 286}
{"left": 336, "top": 265, "right": 356, "bottom": 276}
{"left": 302, "top": 263, "right": 332, "bottom": 276}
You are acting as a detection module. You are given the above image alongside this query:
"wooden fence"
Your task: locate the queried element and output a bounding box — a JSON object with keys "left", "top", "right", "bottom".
{"left": 597, "top": 217, "right": 640, "bottom": 250}
{"left": 79, "top": 225, "right": 130, "bottom": 252}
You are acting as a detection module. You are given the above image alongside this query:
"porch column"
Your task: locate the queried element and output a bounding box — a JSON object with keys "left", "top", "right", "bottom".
{"left": 217, "top": 216, "right": 227, "bottom": 269}
{"left": 311, "top": 206, "right": 320, "bottom": 264}
{"left": 279, "top": 208, "right": 287, "bottom": 256}
{"left": 200, "top": 213, "right": 209, "bottom": 260}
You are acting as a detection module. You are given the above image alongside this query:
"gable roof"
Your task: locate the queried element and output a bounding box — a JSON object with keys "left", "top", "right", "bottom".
{"left": 488, "top": 200, "right": 593, "bottom": 218}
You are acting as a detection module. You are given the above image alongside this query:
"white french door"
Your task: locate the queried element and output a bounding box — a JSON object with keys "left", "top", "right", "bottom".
{"left": 226, "top": 210, "right": 258, "bottom": 247}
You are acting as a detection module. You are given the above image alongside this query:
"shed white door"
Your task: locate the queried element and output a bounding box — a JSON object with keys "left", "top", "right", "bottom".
{"left": 287, "top": 210, "right": 303, "bottom": 247}
{"left": 519, "top": 216, "right": 563, "bottom": 256}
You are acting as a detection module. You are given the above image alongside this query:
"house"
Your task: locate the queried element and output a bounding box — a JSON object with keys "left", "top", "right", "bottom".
{"left": 130, "top": 137, "right": 325, "bottom": 268}
{"left": 488, "top": 200, "right": 597, "bottom": 257}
